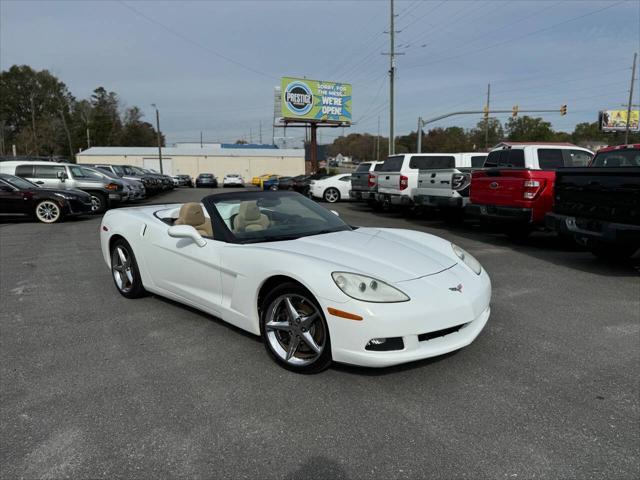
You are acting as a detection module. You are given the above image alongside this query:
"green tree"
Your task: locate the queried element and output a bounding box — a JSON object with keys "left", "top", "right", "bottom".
{"left": 505, "top": 116, "right": 555, "bottom": 142}
{"left": 468, "top": 119, "right": 504, "bottom": 150}
{"left": 90, "top": 87, "right": 122, "bottom": 146}
{"left": 118, "top": 107, "right": 163, "bottom": 146}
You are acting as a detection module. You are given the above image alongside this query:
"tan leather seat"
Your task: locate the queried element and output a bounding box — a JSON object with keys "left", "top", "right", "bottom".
{"left": 174, "top": 202, "right": 213, "bottom": 237}
{"left": 234, "top": 200, "right": 270, "bottom": 232}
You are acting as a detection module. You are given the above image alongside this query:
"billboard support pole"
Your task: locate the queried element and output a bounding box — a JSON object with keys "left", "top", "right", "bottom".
{"left": 310, "top": 123, "right": 318, "bottom": 172}
{"left": 625, "top": 52, "right": 637, "bottom": 144}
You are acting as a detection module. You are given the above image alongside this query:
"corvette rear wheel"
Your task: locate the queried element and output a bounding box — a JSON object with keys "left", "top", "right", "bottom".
{"left": 261, "top": 283, "right": 332, "bottom": 373}
{"left": 110, "top": 239, "right": 146, "bottom": 299}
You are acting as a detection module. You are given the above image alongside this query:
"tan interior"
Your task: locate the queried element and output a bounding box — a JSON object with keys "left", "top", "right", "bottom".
{"left": 233, "top": 200, "right": 270, "bottom": 232}
{"left": 174, "top": 202, "right": 213, "bottom": 237}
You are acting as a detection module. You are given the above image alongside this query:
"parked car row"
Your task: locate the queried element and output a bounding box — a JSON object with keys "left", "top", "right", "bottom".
{"left": 0, "top": 160, "right": 176, "bottom": 223}
{"left": 312, "top": 143, "right": 639, "bottom": 260}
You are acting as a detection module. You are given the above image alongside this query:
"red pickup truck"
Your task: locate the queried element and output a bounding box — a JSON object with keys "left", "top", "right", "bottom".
{"left": 466, "top": 143, "right": 594, "bottom": 237}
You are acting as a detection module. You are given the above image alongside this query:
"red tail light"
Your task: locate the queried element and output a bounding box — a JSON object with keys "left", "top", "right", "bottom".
{"left": 399, "top": 175, "right": 409, "bottom": 191}
{"left": 368, "top": 173, "right": 377, "bottom": 188}
{"left": 523, "top": 179, "right": 543, "bottom": 200}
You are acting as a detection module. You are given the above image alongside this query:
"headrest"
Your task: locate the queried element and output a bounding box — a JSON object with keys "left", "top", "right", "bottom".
{"left": 177, "top": 202, "right": 205, "bottom": 226}
{"left": 238, "top": 201, "right": 261, "bottom": 221}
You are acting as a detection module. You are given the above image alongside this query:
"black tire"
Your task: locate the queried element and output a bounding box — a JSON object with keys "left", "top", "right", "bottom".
{"left": 110, "top": 238, "right": 146, "bottom": 299}
{"left": 34, "top": 199, "right": 63, "bottom": 223}
{"left": 323, "top": 187, "right": 340, "bottom": 203}
{"left": 260, "top": 282, "right": 332, "bottom": 374}
{"left": 89, "top": 192, "right": 107, "bottom": 214}
{"left": 589, "top": 242, "right": 638, "bottom": 260}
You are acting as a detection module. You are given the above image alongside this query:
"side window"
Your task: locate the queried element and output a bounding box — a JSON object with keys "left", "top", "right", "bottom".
{"left": 484, "top": 151, "right": 500, "bottom": 168}
{"left": 69, "top": 166, "right": 86, "bottom": 178}
{"left": 373, "top": 163, "right": 384, "bottom": 171}
{"left": 15, "top": 165, "right": 33, "bottom": 177}
{"left": 355, "top": 163, "right": 371, "bottom": 173}
{"left": 339, "top": 175, "right": 351, "bottom": 182}
{"left": 538, "top": 149, "right": 564, "bottom": 169}
{"left": 409, "top": 156, "right": 456, "bottom": 169}
{"left": 34, "top": 165, "right": 66, "bottom": 178}
{"left": 471, "top": 156, "right": 487, "bottom": 168}
{"left": 504, "top": 149, "right": 525, "bottom": 167}
{"left": 566, "top": 150, "right": 593, "bottom": 167}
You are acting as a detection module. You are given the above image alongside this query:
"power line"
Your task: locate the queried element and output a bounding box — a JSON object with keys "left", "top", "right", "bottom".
{"left": 117, "top": 1, "right": 278, "bottom": 80}
{"left": 405, "top": 1, "right": 625, "bottom": 70}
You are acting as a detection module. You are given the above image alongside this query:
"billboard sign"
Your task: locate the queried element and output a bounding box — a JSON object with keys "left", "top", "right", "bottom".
{"left": 600, "top": 109, "right": 639, "bottom": 132}
{"left": 281, "top": 77, "right": 352, "bottom": 124}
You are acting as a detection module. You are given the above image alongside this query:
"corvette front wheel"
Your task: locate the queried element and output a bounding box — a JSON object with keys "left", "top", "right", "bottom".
{"left": 260, "top": 283, "right": 332, "bottom": 373}
{"left": 110, "top": 239, "right": 146, "bottom": 299}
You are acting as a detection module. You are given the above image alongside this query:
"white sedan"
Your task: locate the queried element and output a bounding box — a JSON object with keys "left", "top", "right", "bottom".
{"left": 223, "top": 173, "right": 244, "bottom": 187}
{"left": 309, "top": 173, "right": 352, "bottom": 203}
{"left": 100, "top": 190, "right": 491, "bottom": 373}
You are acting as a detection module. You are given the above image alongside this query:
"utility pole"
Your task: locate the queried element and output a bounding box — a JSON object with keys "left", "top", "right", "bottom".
{"left": 376, "top": 115, "right": 381, "bottom": 160}
{"left": 200, "top": 131, "right": 203, "bottom": 148}
{"left": 250, "top": 127, "right": 253, "bottom": 144}
{"left": 417, "top": 116, "right": 423, "bottom": 153}
{"left": 259, "top": 121, "right": 263, "bottom": 144}
{"left": 86, "top": 128, "right": 91, "bottom": 149}
{"left": 383, "top": 0, "right": 403, "bottom": 155}
{"left": 625, "top": 52, "right": 637, "bottom": 144}
{"left": 484, "top": 83, "right": 491, "bottom": 150}
{"left": 151, "top": 104, "right": 163, "bottom": 174}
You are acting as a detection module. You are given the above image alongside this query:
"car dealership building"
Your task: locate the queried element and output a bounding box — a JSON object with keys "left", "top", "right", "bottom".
{"left": 76, "top": 144, "right": 305, "bottom": 179}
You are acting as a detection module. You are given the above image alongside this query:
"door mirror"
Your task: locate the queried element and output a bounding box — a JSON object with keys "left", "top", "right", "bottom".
{"left": 330, "top": 210, "right": 340, "bottom": 216}
{"left": 168, "top": 225, "right": 207, "bottom": 247}
{"left": 56, "top": 170, "right": 67, "bottom": 181}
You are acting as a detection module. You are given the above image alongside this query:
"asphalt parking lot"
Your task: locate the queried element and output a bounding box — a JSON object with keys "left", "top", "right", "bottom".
{"left": 1, "top": 187, "right": 638, "bottom": 479}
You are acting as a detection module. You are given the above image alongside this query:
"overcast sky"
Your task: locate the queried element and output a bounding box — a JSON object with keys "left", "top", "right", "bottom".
{"left": 1, "top": 0, "right": 638, "bottom": 147}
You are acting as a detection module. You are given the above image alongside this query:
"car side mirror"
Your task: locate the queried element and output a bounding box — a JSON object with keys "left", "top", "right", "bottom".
{"left": 168, "top": 225, "right": 207, "bottom": 247}
{"left": 56, "top": 170, "right": 67, "bottom": 181}
{"left": 331, "top": 210, "right": 340, "bottom": 216}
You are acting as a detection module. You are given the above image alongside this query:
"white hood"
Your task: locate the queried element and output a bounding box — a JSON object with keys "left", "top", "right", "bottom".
{"left": 254, "top": 228, "right": 457, "bottom": 283}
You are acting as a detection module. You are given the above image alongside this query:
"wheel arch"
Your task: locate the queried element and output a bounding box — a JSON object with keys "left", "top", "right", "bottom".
{"left": 257, "top": 274, "right": 320, "bottom": 319}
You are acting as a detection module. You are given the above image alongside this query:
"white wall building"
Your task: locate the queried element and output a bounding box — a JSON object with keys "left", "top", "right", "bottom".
{"left": 76, "top": 145, "right": 305, "bottom": 179}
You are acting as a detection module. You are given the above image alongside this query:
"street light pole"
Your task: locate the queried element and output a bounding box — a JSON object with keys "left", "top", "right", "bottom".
{"left": 624, "top": 52, "right": 637, "bottom": 144}
{"left": 151, "top": 103, "right": 164, "bottom": 174}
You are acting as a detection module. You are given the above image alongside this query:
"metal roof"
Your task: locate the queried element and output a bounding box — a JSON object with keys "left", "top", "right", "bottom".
{"left": 77, "top": 145, "right": 303, "bottom": 158}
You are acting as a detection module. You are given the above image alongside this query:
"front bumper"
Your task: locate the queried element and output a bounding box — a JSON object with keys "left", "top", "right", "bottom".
{"left": 465, "top": 204, "right": 532, "bottom": 224}
{"left": 546, "top": 213, "right": 640, "bottom": 246}
{"left": 324, "top": 264, "right": 491, "bottom": 368}
{"left": 66, "top": 197, "right": 93, "bottom": 215}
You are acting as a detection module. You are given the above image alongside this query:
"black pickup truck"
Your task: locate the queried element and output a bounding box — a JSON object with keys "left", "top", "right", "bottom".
{"left": 546, "top": 144, "right": 640, "bottom": 259}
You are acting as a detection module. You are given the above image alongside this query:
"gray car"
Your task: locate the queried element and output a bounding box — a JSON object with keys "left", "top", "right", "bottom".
{"left": 81, "top": 165, "right": 146, "bottom": 201}
{"left": 0, "top": 161, "right": 127, "bottom": 213}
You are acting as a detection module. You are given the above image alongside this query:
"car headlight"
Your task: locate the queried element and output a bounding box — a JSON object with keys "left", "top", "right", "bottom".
{"left": 451, "top": 243, "right": 482, "bottom": 275}
{"left": 54, "top": 192, "right": 74, "bottom": 200}
{"left": 331, "top": 272, "right": 410, "bottom": 303}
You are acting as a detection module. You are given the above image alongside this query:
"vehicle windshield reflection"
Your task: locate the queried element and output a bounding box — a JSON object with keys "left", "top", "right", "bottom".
{"left": 207, "top": 191, "right": 351, "bottom": 244}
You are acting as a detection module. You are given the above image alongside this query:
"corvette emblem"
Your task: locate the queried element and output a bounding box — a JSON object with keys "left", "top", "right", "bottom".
{"left": 449, "top": 284, "right": 463, "bottom": 293}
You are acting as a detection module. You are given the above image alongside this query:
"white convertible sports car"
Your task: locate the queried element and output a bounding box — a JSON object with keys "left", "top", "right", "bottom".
{"left": 100, "top": 191, "right": 491, "bottom": 373}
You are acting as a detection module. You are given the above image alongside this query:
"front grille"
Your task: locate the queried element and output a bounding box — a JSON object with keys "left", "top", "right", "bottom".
{"left": 418, "top": 323, "right": 466, "bottom": 342}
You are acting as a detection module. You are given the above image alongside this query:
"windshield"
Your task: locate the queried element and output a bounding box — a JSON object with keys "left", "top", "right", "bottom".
{"left": 591, "top": 149, "right": 640, "bottom": 167}
{"left": 205, "top": 191, "right": 351, "bottom": 243}
{"left": 1, "top": 174, "right": 39, "bottom": 189}
{"left": 130, "top": 166, "right": 147, "bottom": 175}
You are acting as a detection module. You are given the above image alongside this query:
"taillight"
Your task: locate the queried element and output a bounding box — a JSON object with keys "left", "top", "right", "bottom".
{"left": 523, "top": 179, "right": 542, "bottom": 200}
{"left": 399, "top": 175, "right": 408, "bottom": 191}
{"left": 368, "top": 173, "right": 376, "bottom": 188}
{"left": 452, "top": 173, "right": 469, "bottom": 191}
{"left": 105, "top": 183, "right": 120, "bottom": 191}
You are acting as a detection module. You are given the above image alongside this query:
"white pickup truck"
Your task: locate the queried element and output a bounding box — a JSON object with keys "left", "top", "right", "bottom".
{"left": 375, "top": 153, "right": 487, "bottom": 208}
{"left": 412, "top": 153, "right": 488, "bottom": 210}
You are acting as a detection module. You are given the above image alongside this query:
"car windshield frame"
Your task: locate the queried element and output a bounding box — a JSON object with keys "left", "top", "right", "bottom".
{"left": 202, "top": 190, "right": 352, "bottom": 244}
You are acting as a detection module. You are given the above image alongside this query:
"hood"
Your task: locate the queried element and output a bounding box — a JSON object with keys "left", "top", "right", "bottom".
{"left": 254, "top": 228, "right": 457, "bottom": 283}
{"left": 37, "top": 187, "right": 91, "bottom": 199}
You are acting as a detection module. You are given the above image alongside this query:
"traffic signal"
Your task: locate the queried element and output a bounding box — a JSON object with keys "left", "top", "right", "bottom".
{"left": 560, "top": 104, "right": 567, "bottom": 116}
{"left": 512, "top": 105, "right": 519, "bottom": 117}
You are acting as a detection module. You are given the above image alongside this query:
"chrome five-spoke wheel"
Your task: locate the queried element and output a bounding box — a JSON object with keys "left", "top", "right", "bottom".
{"left": 324, "top": 188, "right": 340, "bottom": 203}
{"left": 110, "top": 239, "right": 145, "bottom": 298}
{"left": 263, "top": 290, "right": 330, "bottom": 371}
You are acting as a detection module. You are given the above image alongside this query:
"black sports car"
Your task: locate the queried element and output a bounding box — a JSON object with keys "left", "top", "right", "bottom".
{"left": 0, "top": 173, "right": 93, "bottom": 223}
{"left": 195, "top": 173, "right": 218, "bottom": 188}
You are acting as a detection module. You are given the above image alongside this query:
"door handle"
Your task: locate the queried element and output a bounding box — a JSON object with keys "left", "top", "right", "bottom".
{"left": 35, "top": 181, "right": 44, "bottom": 185}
